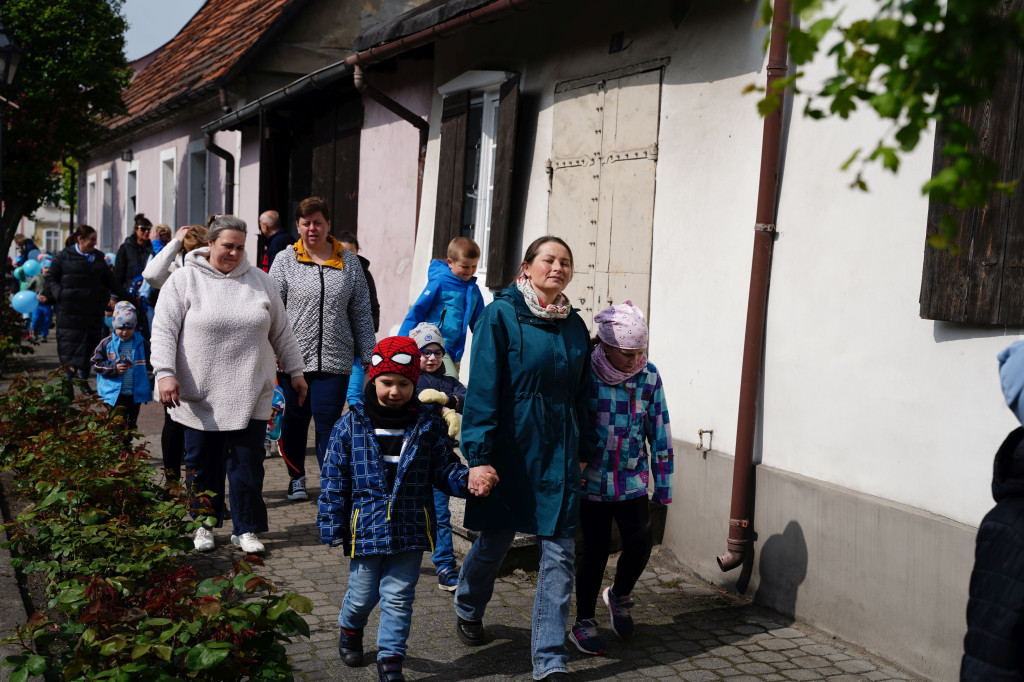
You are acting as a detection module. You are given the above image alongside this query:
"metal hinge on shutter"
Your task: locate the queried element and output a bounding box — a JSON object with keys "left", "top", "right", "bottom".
{"left": 546, "top": 154, "right": 601, "bottom": 192}
{"left": 603, "top": 143, "right": 658, "bottom": 164}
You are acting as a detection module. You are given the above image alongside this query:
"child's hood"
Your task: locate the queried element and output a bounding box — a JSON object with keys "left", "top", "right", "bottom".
{"left": 428, "top": 258, "right": 477, "bottom": 287}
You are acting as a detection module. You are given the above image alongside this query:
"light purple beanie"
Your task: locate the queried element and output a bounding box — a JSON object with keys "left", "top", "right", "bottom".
{"left": 594, "top": 300, "right": 648, "bottom": 349}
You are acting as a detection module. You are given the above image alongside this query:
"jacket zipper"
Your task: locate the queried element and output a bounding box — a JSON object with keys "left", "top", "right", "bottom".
{"left": 424, "top": 506, "right": 435, "bottom": 553}
{"left": 317, "top": 265, "right": 325, "bottom": 370}
{"left": 350, "top": 508, "right": 359, "bottom": 558}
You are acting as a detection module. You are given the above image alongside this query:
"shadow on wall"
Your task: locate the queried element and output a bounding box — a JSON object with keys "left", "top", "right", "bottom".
{"left": 753, "top": 520, "right": 807, "bottom": 621}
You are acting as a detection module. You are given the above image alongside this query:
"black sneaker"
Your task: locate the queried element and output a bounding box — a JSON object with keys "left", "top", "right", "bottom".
{"left": 602, "top": 586, "right": 635, "bottom": 639}
{"left": 456, "top": 616, "right": 487, "bottom": 646}
{"left": 568, "top": 618, "right": 605, "bottom": 655}
{"left": 376, "top": 655, "right": 405, "bottom": 682}
{"left": 287, "top": 476, "right": 308, "bottom": 501}
{"left": 338, "top": 627, "right": 363, "bottom": 667}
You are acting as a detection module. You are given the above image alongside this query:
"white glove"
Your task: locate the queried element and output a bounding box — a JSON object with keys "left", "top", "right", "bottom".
{"left": 419, "top": 388, "right": 448, "bottom": 406}
{"left": 442, "top": 410, "right": 462, "bottom": 438}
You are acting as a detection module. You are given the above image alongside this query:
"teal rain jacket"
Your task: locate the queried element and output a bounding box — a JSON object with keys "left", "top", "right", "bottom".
{"left": 460, "top": 285, "right": 594, "bottom": 538}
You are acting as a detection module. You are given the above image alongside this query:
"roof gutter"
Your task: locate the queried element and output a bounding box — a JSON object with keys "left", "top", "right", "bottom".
{"left": 717, "top": 0, "right": 791, "bottom": 573}
{"left": 202, "top": 0, "right": 542, "bottom": 135}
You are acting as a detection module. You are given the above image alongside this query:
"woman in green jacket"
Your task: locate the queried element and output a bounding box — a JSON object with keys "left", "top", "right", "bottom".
{"left": 453, "top": 236, "right": 593, "bottom": 682}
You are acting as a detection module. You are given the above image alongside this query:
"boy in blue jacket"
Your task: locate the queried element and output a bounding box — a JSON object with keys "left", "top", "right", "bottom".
{"left": 318, "top": 336, "right": 483, "bottom": 682}
{"left": 398, "top": 237, "right": 484, "bottom": 366}
{"left": 90, "top": 301, "right": 152, "bottom": 436}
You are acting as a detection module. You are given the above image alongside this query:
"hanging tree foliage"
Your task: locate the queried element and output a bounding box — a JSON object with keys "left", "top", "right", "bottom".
{"left": 753, "top": 0, "right": 1024, "bottom": 249}
{"left": 1, "top": 0, "right": 130, "bottom": 254}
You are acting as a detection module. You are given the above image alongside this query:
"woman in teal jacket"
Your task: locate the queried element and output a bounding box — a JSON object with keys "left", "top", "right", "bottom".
{"left": 453, "top": 236, "right": 594, "bottom": 682}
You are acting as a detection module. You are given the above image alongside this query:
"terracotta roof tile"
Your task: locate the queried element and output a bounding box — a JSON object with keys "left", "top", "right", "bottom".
{"left": 107, "top": 0, "right": 305, "bottom": 133}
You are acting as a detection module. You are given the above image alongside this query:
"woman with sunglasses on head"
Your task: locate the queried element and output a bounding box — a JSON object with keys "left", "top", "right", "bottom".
{"left": 112, "top": 213, "right": 155, "bottom": 338}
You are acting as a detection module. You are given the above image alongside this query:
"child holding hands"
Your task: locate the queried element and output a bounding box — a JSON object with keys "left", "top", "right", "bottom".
{"left": 317, "top": 336, "right": 490, "bottom": 682}
{"left": 570, "top": 301, "right": 673, "bottom": 656}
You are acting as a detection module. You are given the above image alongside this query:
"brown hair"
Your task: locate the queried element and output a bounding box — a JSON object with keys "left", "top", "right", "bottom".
{"left": 448, "top": 236, "right": 481, "bottom": 261}
{"left": 154, "top": 224, "right": 173, "bottom": 242}
{"left": 295, "top": 196, "right": 330, "bottom": 223}
{"left": 66, "top": 224, "right": 96, "bottom": 248}
{"left": 517, "top": 236, "right": 574, "bottom": 279}
{"left": 182, "top": 224, "right": 210, "bottom": 253}
{"left": 133, "top": 213, "right": 152, "bottom": 229}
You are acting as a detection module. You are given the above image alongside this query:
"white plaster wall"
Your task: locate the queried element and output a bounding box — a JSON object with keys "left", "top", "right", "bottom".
{"left": 414, "top": 0, "right": 1018, "bottom": 529}
{"left": 237, "top": 133, "right": 262, "bottom": 265}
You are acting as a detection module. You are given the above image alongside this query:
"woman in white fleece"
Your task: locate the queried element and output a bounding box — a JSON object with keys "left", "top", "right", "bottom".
{"left": 151, "top": 215, "right": 308, "bottom": 554}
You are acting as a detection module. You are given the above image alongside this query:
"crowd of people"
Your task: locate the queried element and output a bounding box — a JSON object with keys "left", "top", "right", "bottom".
{"left": 6, "top": 202, "right": 677, "bottom": 682}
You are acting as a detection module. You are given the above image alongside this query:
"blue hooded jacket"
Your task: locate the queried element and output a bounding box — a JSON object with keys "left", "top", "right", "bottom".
{"left": 398, "top": 259, "right": 484, "bottom": 361}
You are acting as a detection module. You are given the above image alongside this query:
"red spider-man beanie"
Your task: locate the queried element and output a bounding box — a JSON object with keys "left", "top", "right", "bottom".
{"left": 368, "top": 336, "right": 421, "bottom": 384}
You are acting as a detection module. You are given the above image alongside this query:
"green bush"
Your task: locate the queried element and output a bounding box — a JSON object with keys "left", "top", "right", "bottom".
{"left": 0, "top": 372, "right": 311, "bottom": 680}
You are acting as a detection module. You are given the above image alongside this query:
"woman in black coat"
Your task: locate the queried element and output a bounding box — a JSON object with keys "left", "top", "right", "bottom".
{"left": 46, "top": 225, "right": 126, "bottom": 394}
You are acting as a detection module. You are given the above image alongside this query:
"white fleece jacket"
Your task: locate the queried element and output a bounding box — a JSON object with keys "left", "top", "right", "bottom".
{"left": 150, "top": 248, "right": 304, "bottom": 431}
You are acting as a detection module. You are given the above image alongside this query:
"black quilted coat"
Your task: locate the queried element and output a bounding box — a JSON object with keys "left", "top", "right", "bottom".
{"left": 46, "top": 246, "right": 125, "bottom": 371}
{"left": 961, "top": 426, "right": 1024, "bottom": 681}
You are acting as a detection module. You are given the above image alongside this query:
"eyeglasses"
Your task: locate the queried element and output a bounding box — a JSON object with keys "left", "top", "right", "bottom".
{"left": 421, "top": 349, "right": 446, "bottom": 358}
{"left": 138, "top": 227, "right": 150, "bottom": 232}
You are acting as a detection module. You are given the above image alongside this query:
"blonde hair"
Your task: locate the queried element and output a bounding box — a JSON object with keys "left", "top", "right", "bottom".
{"left": 154, "top": 224, "right": 173, "bottom": 242}
{"left": 448, "top": 236, "right": 480, "bottom": 261}
{"left": 182, "top": 225, "right": 209, "bottom": 253}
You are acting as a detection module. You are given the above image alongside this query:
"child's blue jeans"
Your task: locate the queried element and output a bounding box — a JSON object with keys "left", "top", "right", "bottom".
{"left": 431, "top": 487, "right": 456, "bottom": 574}
{"left": 340, "top": 550, "right": 422, "bottom": 661}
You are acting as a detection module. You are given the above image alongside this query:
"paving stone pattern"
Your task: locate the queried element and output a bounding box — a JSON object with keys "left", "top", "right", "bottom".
{"left": 135, "top": 404, "right": 925, "bottom": 682}
{"left": 0, "top": 331, "right": 922, "bottom": 682}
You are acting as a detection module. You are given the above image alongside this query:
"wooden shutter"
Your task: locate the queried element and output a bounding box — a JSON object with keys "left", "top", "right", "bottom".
{"left": 433, "top": 92, "right": 469, "bottom": 259}
{"left": 920, "top": 19, "right": 1024, "bottom": 324}
{"left": 484, "top": 75, "right": 521, "bottom": 288}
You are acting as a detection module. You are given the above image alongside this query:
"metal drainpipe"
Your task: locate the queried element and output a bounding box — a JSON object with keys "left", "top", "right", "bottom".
{"left": 717, "top": 0, "right": 791, "bottom": 573}
{"left": 352, "top": 64, "right": 429, "bottom": 236}
{"left": 205, "top": 132, "right": 235, "bottom": 215}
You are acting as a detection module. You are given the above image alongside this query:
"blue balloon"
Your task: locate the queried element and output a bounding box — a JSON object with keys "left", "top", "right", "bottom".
{"left": 26, "top": 249, "right": 40, "bottom": 261}
{"left": 104, "top": 315, "right": 113, "bottom": 329}
{"left": 105, "top": 252, "right": 115, "bottom": 266}
{"left": 11, "top": 290, "right": 38, "bottom": 314}
{"left": 22, "top": 260, "right": 40, "bottom": 277}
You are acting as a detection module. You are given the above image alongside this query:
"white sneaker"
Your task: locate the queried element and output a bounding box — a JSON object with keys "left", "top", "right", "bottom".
{"left": 230, "top": 532, "right": 265, "bottom": 554}
{"left": 193, "top": 527, "right": 215, "bottom": 552}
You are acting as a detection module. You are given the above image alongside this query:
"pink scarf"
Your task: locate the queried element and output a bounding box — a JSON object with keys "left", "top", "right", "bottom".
{"left": 591, "top": 344, "right": 647, "bottom": 386}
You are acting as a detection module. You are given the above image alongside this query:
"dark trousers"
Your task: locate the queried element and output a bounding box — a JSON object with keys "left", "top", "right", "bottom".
{"left": 183, "top": 419, "right": 268, "bottom": 535}
{"left": 576, "top": 496, "right": 653, "bottom": 620}
{"left": 277, "top": 371, "right": 349, "bottom": 479}
{"left": 108, "top": 393, "right": 141, "bottom": 433}
{"left": 161, "top": 407, "right": 185, "bottom": 477}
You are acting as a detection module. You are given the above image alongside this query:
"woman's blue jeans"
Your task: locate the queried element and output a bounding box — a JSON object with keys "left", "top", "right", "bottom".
{"left": 454, "top": 529, "right": 575, "bottom": 679}
{"left": 183, "top": 419, "right": 268, "bottom": 535}
{"left": 277, "top": 371, "right": 349, "bottom": 479}
{"left": 340, "top": 550, "right": 423, "bottom": 661}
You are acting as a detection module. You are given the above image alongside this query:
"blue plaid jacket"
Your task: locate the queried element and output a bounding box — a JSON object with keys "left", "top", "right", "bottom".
{"left": 317, "top": 402, "right": 469, "bottom": 557}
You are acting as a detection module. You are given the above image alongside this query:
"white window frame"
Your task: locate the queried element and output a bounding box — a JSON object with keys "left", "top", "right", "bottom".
{"left": 42, "top": 228, "right": 60, "bottom": 253}
{"left": 438, "top": 71, "right": 510, "bottom": 275}
{"left": 187, "top": 139, "right": 208, "bottom": 226}
{"left": 86, "top": 173, "right": 97, "bottom": 229}
{"left": 101, "top": 170, "right": 113, "bottom": 252}
{"left": 124, "top": 159, "right": 139, "bottom": 242}
{"left": 159, "top": 148, "right": 176, "bottom": 226}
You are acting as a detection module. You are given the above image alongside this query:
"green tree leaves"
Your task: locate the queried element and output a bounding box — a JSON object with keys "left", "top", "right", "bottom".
{"left": 753, "top": 0, "right": 1024, "bottom": 244}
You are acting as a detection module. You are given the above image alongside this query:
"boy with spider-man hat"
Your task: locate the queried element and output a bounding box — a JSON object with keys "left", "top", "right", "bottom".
{"left": 317, "top": 336, "right": 487, "bottom": 682}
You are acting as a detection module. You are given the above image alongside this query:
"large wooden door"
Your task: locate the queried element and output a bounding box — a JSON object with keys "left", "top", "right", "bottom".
{"left": 547, "top": 65, "right": 662, "bottom": 329}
